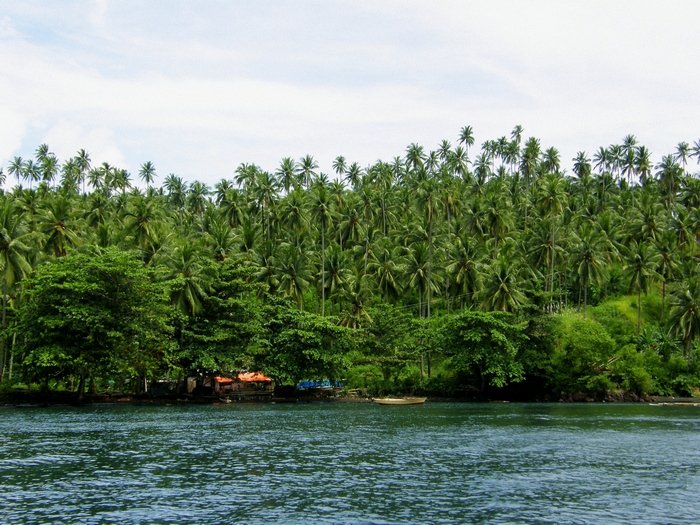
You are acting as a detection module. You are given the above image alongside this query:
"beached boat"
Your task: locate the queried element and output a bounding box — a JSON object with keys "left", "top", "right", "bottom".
{"left": 372, "top": 397, "right": 427, "bottom": 406}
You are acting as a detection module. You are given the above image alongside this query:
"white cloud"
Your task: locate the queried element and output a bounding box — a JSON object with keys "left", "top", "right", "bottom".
{"left": 1, "top": 1, "right": 699, "bottom": 185}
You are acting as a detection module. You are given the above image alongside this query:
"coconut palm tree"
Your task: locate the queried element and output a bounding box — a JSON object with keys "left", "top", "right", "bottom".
{"left": 343, "top": 162, "right": 363, "bottom": 190}
{"left": 297, "top": 155, "right": 318, "bottom": 190}
{"left": 481, "top": 255, "right": 527, "bottom": 313}
{"left": 279, "top": 188, "right": 307, "bottom": 247}
{"left": 405, "top": 143, "right": 426, "bottom": 173}
{"left": 624, "top": 240, "right": 661, "bottom": 333}
{"left": 276, "top": 157, "right": 298, "bottom": 194}
{"left": 656, "top": 155, "right": 683, "bottom": 209}
{"left": 310, "top": 186, "right": 332, "bottom": 315}
{"left": 404, "top": 242, "right": 432, "bottom": 318}
{"left": 123, "top": 195, "right": 162, "bottom": 262}
{"left": 446, "top": 233, "right": 483, "bottom": 310}
{"left": 8, "top": 157, "right": 25, "bottom": 188}
{"left": 537, "top": 172, "right": 568, "bottom": 309}
{"left": 250, "top": 171, "right": 278, "bottom": 241}
{"left": 205, "top": 218, "right": 236, "bottom": 262}
{"left": 112, "top": 168, "right": 132, "bottom": 197}
{"left": 367, "top": 242, "right": 404, "bottom": 303}
{"left": 0, "top": 197, "right": 34, "bottom": 381}
{"left": 188, "top": 181, "right": 210, "bottom": 218}
{"left": 655, "top": 230, "right": 680, "bottom": 322}
{"left": 668, "top": 277, "right": 700, "bottom": 359}
{"left": 338, "top": 263, "right": 372, "bottom": 329}
{"left": 332, "top": 155, "right": 347, "bottom": 179}
{"left": 275, "top": 244, "right": 311, "bottom": 310}
{"left": 219, "top": 188, "right": 246, "bottom": 229}
{"left": 323, "top": 244, "right": 351, "bottom": 314}
{"left": 675, "top": 141, "right": 690, "bottom": 171}
{"left": 139, "top": 161, "right": 157, "bottom": 188}
{"left": 162, "top": 239, "right": 211, "bottom": 317}
{"left": 37, "top": 195, "right": 81, "bottom": 257}
{"left": 569, "top": 224, "right": 607, "bottom": 318}
{"left": 458, "top": 125, "right": 475, "bottom": 159}
{"left": 75, "top": 149, "right": 91, "bottom": 194}
{"left": 635, "top": 145, "right": 653, "bottom": 186}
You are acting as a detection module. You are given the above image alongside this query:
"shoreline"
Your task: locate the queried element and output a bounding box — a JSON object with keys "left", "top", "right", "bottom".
{"left": 2, "top": 390, "right": 699, "bottom": 408}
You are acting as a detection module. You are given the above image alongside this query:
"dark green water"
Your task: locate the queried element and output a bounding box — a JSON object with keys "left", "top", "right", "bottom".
{"left": 1, "top": 402, "right": 699, "bottom": 524}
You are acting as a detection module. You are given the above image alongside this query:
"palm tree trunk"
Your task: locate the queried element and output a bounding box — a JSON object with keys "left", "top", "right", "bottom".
{"left": 321, "top": 222, "right": 325, "bottom": 317}
{"left": 0, "top": 273, "right": 6, "bottom": 382}
{"left": 427, "top": 218, "right": 433, "bottom": 320}
{"left": 550, "top": 222, "right": 556, "bottom": 313}
{"left": 637, "top": 289, "right": 642, "bottom": 334}
{"left": 662, "top": 281, "right": 666, "bottom": 322}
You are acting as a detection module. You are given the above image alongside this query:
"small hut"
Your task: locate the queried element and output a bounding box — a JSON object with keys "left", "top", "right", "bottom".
{"left": 213, "top": 372, "right": 273, "bottom": 397}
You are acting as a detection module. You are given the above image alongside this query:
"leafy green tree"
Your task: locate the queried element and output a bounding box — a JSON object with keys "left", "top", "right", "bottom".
{"left": 257, "top": 299, "right": 352, "bottom": 385}
{"left": 18, "top": 249, "right": 173, "bottom": 399}
{"left": 178, "top": 260, "right": 263, "bottom": 375}
{"left": 356, "top": 303, "right": 420, "bottom": 384}
{"left": 550, "top": 313, "right": 616, "bottom": 395}
{"left": 438, "top": 310, "right": 527, "bottom": 390}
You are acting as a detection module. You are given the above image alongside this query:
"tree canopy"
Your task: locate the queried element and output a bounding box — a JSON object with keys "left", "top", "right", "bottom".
{"left": 3, "top": 130, "right": 700, "bottom": 400}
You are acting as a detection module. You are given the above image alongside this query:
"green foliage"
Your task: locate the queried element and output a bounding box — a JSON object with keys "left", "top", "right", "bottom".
{"left": 7, "top": 132, "right": 700, "bottom": 400}
{"left": 437, "top": 310, "right": 527, "bottom": 390}
{"left": 354, "top": 304, "right": 420, "bottom": 382}
{"left": 345, "top": 363, "right": 387, "bottom": 396}
{"left": 18, "top": 248, "right": 173, "bottom": 390}
{"left": 256, "top": 297, "right": 354, "bottom": 385}
{"left": 610, "top": 344, "right": 655, "bottom": 395}
{"left": 550, "top": 311, "right": 616, "bottom": 394}
{"left": 590, "top": 302, "right": 637, "bottom": 347}
{"left": 177, "top": 259, "right": 264, "bottom": 375}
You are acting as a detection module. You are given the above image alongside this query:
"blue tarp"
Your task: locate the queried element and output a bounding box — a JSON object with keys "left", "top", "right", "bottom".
{"left": 296, "top": 380, "right": 344, "bottom": 390}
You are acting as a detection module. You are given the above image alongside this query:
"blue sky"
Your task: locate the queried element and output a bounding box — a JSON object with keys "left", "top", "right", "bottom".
{"left": 1, "top": 0, "right": 699, "bottom": 187}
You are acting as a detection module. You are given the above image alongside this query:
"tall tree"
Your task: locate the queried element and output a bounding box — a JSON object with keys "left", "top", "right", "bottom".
{"left": 311, "top": 186, "right": 332, "bottom": 316}
{"left": 624, "top": 240, "right": 661, "bottom": 333}
{"left": 0, "top": 198, "right": 34, "bottom": 381}
{"left": 139, "top": 161, "right": 157, "bottom": 187}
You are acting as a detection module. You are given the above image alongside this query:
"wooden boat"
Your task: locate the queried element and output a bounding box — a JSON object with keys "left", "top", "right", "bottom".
{"left": 372, "top": 397, "right": 427, "bottom": 406}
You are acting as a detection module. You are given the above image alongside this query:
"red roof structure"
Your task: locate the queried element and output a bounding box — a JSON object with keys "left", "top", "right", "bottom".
{"left": 214, "top": 372, "right": 272, "bottom": 384}
{"left": 238, "top": 372, "right": 272, "bottom": 383}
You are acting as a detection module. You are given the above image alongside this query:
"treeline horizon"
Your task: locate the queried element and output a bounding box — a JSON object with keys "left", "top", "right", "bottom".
{"left": 2, "top": 126, "right": 700, "bottom": 400}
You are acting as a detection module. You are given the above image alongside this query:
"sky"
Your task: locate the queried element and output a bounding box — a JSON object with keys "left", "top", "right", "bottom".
{"left": 1, "top": 0, "right": 699, "bottom": 188}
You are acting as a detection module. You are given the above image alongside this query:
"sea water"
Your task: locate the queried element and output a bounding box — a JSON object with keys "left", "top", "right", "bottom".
{"left": 1, "top": 402, "right": 699, "bottom": 524}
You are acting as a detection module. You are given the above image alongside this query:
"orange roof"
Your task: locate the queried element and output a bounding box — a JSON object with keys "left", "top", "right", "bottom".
{"left": 238, "top": 372, "right": 272, "bottom": 383}
{"left": 214, "top": 372, "right": 272, "bottom": 384}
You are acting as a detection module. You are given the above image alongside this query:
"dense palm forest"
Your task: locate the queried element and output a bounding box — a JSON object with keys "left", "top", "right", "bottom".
{"left": 2, "top": 127, "right": 700, "bottom": 400}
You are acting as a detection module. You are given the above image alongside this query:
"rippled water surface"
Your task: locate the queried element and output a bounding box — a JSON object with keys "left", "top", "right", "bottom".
{"left": 2, "top": 402, "right": 700, "bottom": 524}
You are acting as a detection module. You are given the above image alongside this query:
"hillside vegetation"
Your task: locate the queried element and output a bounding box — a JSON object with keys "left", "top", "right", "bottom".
{"left": 2, "top": 128, "right": 700, "bottom": 400}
